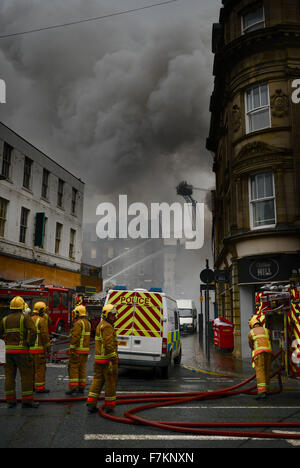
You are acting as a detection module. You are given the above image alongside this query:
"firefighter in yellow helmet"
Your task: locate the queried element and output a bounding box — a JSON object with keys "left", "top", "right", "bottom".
{"left": 41, "top": 304, "right": 52, "bottom": 332}
{"left": 66, "top": 305, "right": 91, "bottom": 395}
{"left": 0, "top": 296, "right": 38, "bottom": 408}
{"left": 30, "top": 301, "right": 51, "bottom": 393}
{"left": 248, "top": 315, "right": 273, "bottom": 400}
{"left": 87, "top": 304, "right": 118, "bottom": 414}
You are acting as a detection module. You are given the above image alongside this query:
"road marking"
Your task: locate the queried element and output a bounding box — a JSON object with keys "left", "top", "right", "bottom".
{"left": 155, "top": 406, "right": 300, "bottom": 409}
{"left": 84, "top": 434, "right": 275, "bottom": 442}
{"left": 47, "top": 364, "right": 67, "bottom": 368}
{"left": 183, "top": 365, "right": 234, "bottom": 378}
{"left": 182, "top": 378, "right": 206, "bottom": 381}
{"left": 273, "top": 431, "right": 300, "bottom": 447}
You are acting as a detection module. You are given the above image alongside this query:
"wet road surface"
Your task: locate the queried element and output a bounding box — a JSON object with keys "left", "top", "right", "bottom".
{"left": 1, "top": 332, "right": 300, "bottom": 450}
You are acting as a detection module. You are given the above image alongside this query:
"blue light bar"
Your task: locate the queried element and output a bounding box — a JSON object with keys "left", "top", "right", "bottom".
{"left": 149, "top": 287, "right": 163, "bottom": 292}
{"left": 113, "top": 285, "right": 127, "bottom": 290}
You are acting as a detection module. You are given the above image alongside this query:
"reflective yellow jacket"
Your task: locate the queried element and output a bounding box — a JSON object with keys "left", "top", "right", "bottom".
{"left": 94, "top": 319, "right": 118, "bottom": 364}
{"left": 30, "top": 315, "right": 51, "bottom": 354}
{"left": 69, "top": 318, "right": 91, "bottom": 355}
{"left": 248, "top": 325, "right": 272, "bottom": 363}
{"left": 0, "top": 311, "right": 37, "bottom": 354}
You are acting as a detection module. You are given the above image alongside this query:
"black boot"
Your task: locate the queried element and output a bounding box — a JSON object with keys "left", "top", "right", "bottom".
{"left": 87, "top": 405, "right": 98, "bottom": 414}
{"left": 103, "top": 406, "right": 115, "bottom": 414}
{"left": 65, "top": 388, "right": 79, "bottom": 396}
{"left": 22, "top": 401, "right": 39, "bottom": 409}
{"left": 255, "top": 392, "right": 267, "bottom": 400}
{"left": 7, "top": 401, "right": 17, "bottom": 409}
{"left": 36, "top": 389, "right": 50, "bottom": 394}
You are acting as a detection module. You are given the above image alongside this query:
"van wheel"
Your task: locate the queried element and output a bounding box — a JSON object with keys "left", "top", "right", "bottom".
{"left": 174, "top": 347, "right": 182, "bottom": 366}
{"left": 161, "top": 354, "right": 171, "bottom": 379}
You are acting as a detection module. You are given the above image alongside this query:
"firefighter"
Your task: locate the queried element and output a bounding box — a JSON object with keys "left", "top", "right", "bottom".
{"left": 248, "top": 315, "right": 273, "bottom": 400}
{"left": 30, "top": 302, "right": 51, "bottom": 393}
{"left": 66, "top": 305, "right": 91, "bottom": 395}
{"left": 86, "top": 304, "right": 118, "bottom": 414}
{"left": 0, "top": 296, "right": 39, "bottom": 408}
{"left": 42, "top": 304, "right": 52, "bottom": 332}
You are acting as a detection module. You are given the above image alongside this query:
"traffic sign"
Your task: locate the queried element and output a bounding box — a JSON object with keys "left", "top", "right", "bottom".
{"left": 200, "top": 268, "right": 215, "bottom": 284}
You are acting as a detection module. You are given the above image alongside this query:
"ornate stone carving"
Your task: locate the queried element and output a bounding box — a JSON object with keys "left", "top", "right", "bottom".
{"left": 270, "top": 89, "right": 289, "bottom": 117}
{"left": 236, "top": 141, "right": 283, "bottom": 159}
{"left": 233, "top": 141, "right": 292, "bottom": 176}
{"left": 232, "top": 104, "right": 241, "bottom": 132}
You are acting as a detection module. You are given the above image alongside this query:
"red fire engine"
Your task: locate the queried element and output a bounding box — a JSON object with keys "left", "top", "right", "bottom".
{"left": 0, "top": 283, "right": 71, "bottom": 335}
{"left": 73, "top": 287, "right": 106, "bottom": 334}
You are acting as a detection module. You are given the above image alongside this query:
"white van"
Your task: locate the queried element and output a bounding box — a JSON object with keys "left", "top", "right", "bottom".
{"left": 105, "top": 288, "right": 182, "bottom": 378}
{"left": 176, "top": 299, "right": 197, "bottom": 334}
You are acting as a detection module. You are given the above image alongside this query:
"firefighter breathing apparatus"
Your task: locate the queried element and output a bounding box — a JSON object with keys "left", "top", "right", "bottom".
{"left": 1, "top": 350, "right": 300, "bottom": 441}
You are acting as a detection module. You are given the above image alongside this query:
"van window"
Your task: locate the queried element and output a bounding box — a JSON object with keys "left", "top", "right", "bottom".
{"left": 174, "top": 310, "right": 179, "bottom": 329}
{"left": 179, "top": 308, "right": 193, "bottom": 317}
{"left": 53, "top": 291, "right": 59, "bottom": 308}
{"left": 61, "top": 292, "right": 68, "bottom": 308}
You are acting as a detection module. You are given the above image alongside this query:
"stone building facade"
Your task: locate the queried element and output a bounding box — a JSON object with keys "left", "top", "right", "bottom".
{"left": 207, "top": 0, "right": 300, "bottom": 357}
{"left": 0, "top": 122, "right": 92, "bottom": 289}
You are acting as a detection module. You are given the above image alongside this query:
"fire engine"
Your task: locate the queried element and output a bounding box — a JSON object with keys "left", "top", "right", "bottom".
{"left": 73, "top": 286, "right": 106, "bottom": 334}
{"left": 0, "top": 282, "right": 72, "bottom": 335}
{"left": 255, "top": 285, "right": 300, "bottom": 380}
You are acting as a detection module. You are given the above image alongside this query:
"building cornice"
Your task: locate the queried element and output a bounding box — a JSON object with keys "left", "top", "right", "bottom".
{"left": 215, "top": 225, "right": 300, "bottom": 267}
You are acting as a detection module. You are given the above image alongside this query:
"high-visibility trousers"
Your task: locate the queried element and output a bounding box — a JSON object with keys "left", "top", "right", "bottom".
{"left": 5, "top": 353, "right": 34, "bottom": 403}
{"left": 254, "top": 352, "right": 272, "bottom": 394}
{"left": 32, "top": 353, "right": 47, "bottom": 392}
{"left": 68, "top": 353, "right": 89, "bottom": 390}
{"left": 87, "top": 361, "right": 118, "bottom": 408}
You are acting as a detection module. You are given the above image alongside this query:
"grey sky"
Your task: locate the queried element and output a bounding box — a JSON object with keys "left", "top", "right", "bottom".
{"left": 0, "top": 0, "right": 220, "bottom": 223}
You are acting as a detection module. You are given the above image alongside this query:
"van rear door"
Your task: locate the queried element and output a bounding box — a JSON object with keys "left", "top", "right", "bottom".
{"left": 106, "top": 290, "right": 163, "bottom": 362}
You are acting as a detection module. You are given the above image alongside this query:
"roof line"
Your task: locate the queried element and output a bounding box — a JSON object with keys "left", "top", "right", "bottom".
{"left": 0, "top": 120, "right": 85, "bottom": 185}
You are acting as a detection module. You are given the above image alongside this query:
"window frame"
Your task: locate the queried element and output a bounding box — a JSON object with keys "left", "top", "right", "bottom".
{"left": 0, "top": 197, "right": 9, "bottom": 237}
{"left": 71, "top": 187, "right": 77, "bottom": 215}
{"left": 245, "top": 82, "right": 271, "bottom": 134}
{"left": 241, "top": 4, "right": 265, "bottom": 35}
{"left": 69, "top": 228, "right": 76, "bottom": 259}
{"left": 23, "top": 156, "right": 33, "bottom": 190}
{"left": 248, "top": 172, "right": 277, "bottom": 230}
{"left": 57, "top": 179, "right": 65, "bottom": 208}
{"left": 55, "top": 222, "right": 63, "bottom": 255}
{"left": 19, "top": 207, "right": 30, "bottom": 244}
{"left": 1, "top": 142, "right": 13, "bottom": 180}
{"left": 41, "top": 169, "right": 50, "bottom": 200}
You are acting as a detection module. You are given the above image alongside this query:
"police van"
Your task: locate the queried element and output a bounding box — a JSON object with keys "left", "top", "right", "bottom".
{"left": 105, "top": 287, "right": 182, "bottom": 378}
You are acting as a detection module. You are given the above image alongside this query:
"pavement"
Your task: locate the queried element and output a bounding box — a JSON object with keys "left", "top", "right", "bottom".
{"left": 183, "top": 334, "right": 300, "bottom": 393}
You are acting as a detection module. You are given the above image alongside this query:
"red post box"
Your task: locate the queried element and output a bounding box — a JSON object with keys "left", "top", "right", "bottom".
{"left": 213, "top": 317, "right": 234, "bottom": 351}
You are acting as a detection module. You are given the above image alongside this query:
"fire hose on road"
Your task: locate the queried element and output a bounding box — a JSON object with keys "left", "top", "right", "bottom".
{"left": 1, "top": 351, "right": 300, "bottom": 441}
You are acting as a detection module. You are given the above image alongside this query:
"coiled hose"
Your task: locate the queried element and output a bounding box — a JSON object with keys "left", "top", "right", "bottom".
{"left": 1, "top": 350, "right": 300, "bottom": 440}
{"left": 97, "top": 365, "right": 300, "bottom": 441}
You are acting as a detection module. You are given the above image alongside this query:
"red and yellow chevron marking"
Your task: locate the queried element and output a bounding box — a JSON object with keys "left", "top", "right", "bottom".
{"left": 107, "top": 290, "right": 163, "bottom": 337}
{"left": 254, "top": 292, "right": 269, "bottom": 326}
{"left": 288, "top": 288, "right": 300, "bottom": 379}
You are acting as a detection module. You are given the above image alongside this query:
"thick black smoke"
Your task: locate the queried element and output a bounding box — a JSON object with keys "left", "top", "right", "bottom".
{"left": 0, "top": 1, "right": 220, "bottom": 305}
{"left": 0, "top": 0, "right": 219, "bottom": 218}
